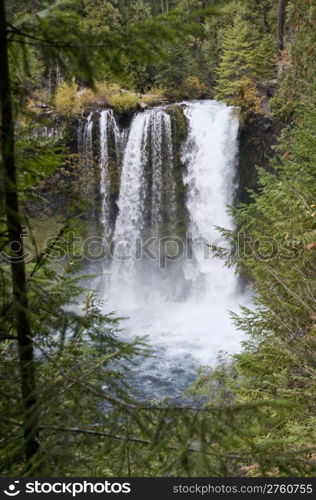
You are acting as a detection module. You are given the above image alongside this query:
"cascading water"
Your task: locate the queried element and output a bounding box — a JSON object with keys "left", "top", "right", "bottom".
{"left": 99, "top": 109, "right": 125, "bottom": 233}
{"left": 78, "top": 111, "right": 93, "bottom": 156}
{"left": 182, "top": 101, "right": 238, "bottom": 298}
{"left": 83, "top": 101, "right": 248, "bottom": 399}
{"left": 99, "top": 110, "right": 111, "bottom": 230}
{"left": 109, "top": 109, "right": 177, "bottom": 295}
{"left": 110, "top": 111, "right": 150, "bottom": 283}
{"left": 150, "top": 110, "right": 175, "bottom": 227}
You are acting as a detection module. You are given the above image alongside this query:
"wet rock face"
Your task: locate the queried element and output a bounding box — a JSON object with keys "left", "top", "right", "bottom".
{"left": 236, "top": 112, "right": 280, "bottom": 206}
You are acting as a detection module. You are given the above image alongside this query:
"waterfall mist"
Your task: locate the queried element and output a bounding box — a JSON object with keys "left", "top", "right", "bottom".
{"left": 83, "top": 100, "right": 249, "bottom": 399}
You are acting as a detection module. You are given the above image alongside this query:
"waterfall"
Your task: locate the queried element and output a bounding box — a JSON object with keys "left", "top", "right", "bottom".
{"left": 99, "top": 109, "right": 124, "bottom": 234}
{"left": 84, "top": 101, "right": 248, "bottom": 398}
{"left": 182, "top": 101, "right": 238, "bottom": 298}
{"left": 111, "top": 111, "right": 150, "bottom": 282}
{"left": 78, "top": 111, "right": 93, "bottom": 156}
{"left": 150, "top": 109, "right": 175, "bottom": 227}
{"left": 99, "top": 110, "right": 111, "bottom": 230}
{"left": 110, "top": 108, "right": 177, "bottom": 290}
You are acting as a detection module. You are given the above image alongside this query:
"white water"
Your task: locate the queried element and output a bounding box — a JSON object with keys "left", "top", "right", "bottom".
{"left": 110, "top": 111, "right": 150, "bottom": 284}
{"left": 99, "top": 110, "right": 112, "bottom": 230}
{"left": 182, "top": 101, "right": 238, "bottom": 298}
{"left": 99, "top": 109, "right": 125, "bottom": 233}
{"left": 150, "top": 109, "right": 175, "bottom": 226}
{"left": 94, "top": 101, "right": 247, "bottom": 398}
{"left": 78, "top": 111, "right": 93, "bottom": 155}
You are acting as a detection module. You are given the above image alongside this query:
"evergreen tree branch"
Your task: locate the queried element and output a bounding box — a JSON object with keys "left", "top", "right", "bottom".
{"left": 0, "top": 0, "right": 40, "bottom": 472}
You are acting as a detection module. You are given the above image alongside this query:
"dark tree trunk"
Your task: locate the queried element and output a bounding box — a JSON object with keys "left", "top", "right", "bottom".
{"left": 277, "top": 0, "right": 288, "bottom": 53}
{"left": 0, "top": 0, "right": 40, "bottom": 471}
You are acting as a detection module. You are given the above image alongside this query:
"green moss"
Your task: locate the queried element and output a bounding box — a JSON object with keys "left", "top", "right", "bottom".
{"left": 167, "top": 105, "right": 187, "bottom": 143}
{"left": 166, "top": 105, "right": 189, "bottom": 239}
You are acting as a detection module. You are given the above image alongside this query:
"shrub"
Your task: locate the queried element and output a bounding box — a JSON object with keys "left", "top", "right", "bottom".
{"left": 95, "top": 81, "right": 121, "bottom": 100}
{"left": 164, "top": 76, "right": 209, "bottom": 101}
{"left": 141, "top": 86, "right": 167, "bottom": 106}
{"left": 78, "top": 88, "right": 96, "bottom": 107}
{"left": 54, "top": 79, "right": 140, "bottom": 114}
{"left": 233, "top": 76, "right": 263, "bottom": 114}
{"left": 26, "top": 88, "right": 51, "bottom": 113}
{"left": 54, "top": 79, "right": 82, "bottom": 116}
{"left": 108, "top": 91, "right": 140, "bottom": 112}
{"left": 180, "top": 76, "right": 208, "bottom": 99}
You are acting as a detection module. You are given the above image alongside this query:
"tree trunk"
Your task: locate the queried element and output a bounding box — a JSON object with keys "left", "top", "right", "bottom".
{"left": 0, "top": 0, "right": 40, "bottom": 471}
{"left": 277, "top": 0, "right": 288, "bottom": 53}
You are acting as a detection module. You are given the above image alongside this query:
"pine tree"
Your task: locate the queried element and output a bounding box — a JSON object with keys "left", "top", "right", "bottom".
{"left": 214, "top": 14, "right": 259, "bottom": 109}
{"left": 208, "top": 1, "right": 316, "bottom": 475}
